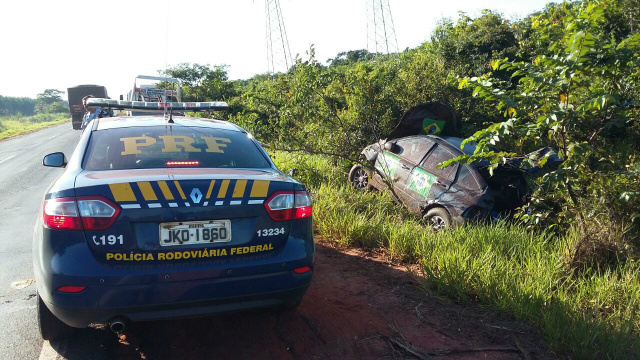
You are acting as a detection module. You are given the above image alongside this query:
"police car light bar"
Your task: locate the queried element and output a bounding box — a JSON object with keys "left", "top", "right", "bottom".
{"left": 86, "top": 98, "right": 228, "bottom": 112}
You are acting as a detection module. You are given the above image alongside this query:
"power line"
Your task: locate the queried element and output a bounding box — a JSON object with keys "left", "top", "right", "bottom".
{"left": 265, "top": 0, "right": 293, "bottom": 73}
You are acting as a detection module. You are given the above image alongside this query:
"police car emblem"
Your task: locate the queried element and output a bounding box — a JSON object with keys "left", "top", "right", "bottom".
{"left": 190, "top": 188, "right": 203, "bottom": 203}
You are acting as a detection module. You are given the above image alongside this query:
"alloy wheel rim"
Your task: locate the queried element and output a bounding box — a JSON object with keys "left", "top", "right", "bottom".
{"left": 430, "top": 215, "right": 446, "bottom": 231}
{"left": 352, "top": 168, "right": 368, "bottom": 189}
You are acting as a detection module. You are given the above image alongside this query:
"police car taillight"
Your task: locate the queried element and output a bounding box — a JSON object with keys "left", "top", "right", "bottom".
{"left": 43, "top": 196, "right": 120, "bottom": 231}
{"left": 77, "top": 197, "right": 121, "bottom": 230}
{"left": 264, "top": 191, "right": 312, "bottom": 221}
{"left": 43, "top": 198, "right": 82, "bottom": 230}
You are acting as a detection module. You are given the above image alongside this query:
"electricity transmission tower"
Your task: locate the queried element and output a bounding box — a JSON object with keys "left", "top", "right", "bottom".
{"left": 265, "top": 0, "right": 293, "bottom": 73}
{"left": 366, "top": 0, "right": 399, "bottom": 54}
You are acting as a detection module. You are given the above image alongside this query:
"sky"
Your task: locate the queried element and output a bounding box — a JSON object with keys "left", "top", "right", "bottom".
{"left": 0, "top": 0, "right": 552, "bottom": 99}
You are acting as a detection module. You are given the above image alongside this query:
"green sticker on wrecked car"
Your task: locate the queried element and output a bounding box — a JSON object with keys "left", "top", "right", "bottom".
{"left": 376, "top": 152, "right": 401, "bottom": 179}
{"left": 409, "top": 167, "right": 436, "bottom": 197}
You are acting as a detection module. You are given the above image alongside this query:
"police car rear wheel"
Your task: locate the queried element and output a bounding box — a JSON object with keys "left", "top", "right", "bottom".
{"left": 38, "top": 293, "right": 75, "bottom": 341}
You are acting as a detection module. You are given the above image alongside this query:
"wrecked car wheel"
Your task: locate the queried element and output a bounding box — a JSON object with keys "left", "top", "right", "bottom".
{"left": 423, "top": 207, "right": 452, "bottom": 231}
{"left": 349, "top": 165, "right": 371, "bottom": 190}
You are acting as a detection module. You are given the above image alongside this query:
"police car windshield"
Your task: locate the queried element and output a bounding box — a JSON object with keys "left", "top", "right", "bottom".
{"left": 83, "top": 126, "right": 271, "bottom": 170}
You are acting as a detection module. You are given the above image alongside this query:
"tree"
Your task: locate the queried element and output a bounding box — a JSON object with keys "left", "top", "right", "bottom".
{"left": 160, "top": 63, "right": 236, "bottom": 102}
{"left": 0, "top": 95, "right": 36, "bottom": 116}
{"left": 35, "top": 89, "right": 66, "bottom": 114}
{"left": 453, "top": 2, "right": 640, "bottom": 233}
{"left": 36, "top": 89, "right": 64, "bottom": 104}
{"left": 327, "top": 49, "right": 377, "bottom": 66}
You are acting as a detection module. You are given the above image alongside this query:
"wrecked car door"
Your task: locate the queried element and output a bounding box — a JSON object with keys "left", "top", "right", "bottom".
{"left": 374, "top": 137, "right": 434, "bottom": 204}
{"left": 405, "top": 144, "right": 459, "bottom": 212}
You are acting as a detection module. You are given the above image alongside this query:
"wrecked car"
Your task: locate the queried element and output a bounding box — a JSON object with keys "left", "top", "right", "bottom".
{"left": 349, "top": 102, "right": 560, "bottom": 230}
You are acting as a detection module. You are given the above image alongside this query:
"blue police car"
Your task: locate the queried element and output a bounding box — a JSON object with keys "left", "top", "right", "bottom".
{"left": 34, "top": 99, "right": 314, "bottom": 340}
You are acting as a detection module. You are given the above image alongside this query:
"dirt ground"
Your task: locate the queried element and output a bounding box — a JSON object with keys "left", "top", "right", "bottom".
{"left": 57, "top": 239, "right": 557, "bottom": 360}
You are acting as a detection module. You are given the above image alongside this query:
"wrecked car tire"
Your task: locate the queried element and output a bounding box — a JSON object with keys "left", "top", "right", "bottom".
{"left": 348, "top": 165, "right": 372, "bottom": 191}
{"left": 423, "top": 207, "right": 452, "bottom": 231}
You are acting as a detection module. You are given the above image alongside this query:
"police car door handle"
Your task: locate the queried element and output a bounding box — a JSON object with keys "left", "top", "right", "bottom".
{"left": 401, "top": 164, "right": 411, "bottom": 170}
{"left": 434, "top": 180, "right": 447, "bottom": 187}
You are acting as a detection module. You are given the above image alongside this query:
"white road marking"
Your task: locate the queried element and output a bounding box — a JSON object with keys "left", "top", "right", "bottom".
{"left": 47, "top": 135, "right": 57, "bottom": 140}
{"left": 39, "top": 340, "right": 65, "bottom": 360}
{"left": 0, "top": 155, "right": 16, "bottom": 164}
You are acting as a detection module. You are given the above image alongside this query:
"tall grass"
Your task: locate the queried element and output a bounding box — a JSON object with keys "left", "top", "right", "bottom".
{"left": 271, "top": 151, "right": 640, "bottom": 359}
{"left": 0, "top": 113, "right": 68, "bottom": 140}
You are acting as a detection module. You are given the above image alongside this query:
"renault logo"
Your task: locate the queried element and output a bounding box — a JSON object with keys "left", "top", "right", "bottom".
{"left": 190, "top": 188, "right": 203, "bottom": 203}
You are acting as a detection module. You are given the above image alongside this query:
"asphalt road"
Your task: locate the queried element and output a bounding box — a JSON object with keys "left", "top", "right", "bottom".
{"left": 0, "top": 124, "right": 79, "bottom": 360}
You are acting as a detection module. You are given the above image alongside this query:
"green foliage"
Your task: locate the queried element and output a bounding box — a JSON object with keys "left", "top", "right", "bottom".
{"left": 326, "top": 49, "right": 378, "bottom": 66}
{"left": 453, "top": 1, "right": 640, "bottom": 234}
{"left": 160, "top": 1, "right": 640, "bottom": 237}
{"left": 36, "top": 89, "right": 64, "bottom": 104}
{"left": 267, "top": 150, "right": 349, "bottom": 189}
{"left": 0, "top": 95, "right": 36, "bottom": 116}
{"left": 161, "top": 63, "right": 237, "bottom": 103}
{"left": 164, "top": 0, "right": 639, "bottom": 237}
{"left": 231, "top": 47, "right": 407, "bottom": 159}
{"left": 431, "top": 10, "right": 519, "bottom": 76}
{"left": 35, "top": 89, "right": 67, "bottom": 114}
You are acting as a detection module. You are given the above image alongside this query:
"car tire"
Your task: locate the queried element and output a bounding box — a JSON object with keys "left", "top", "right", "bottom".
{"left": 38, "top": 293, "right": 75, "bottom": 341}
{"left": 348, "top": 165, "right": 372, "bottom": 191}
{"left": 423, "top": 207, "right": 452, "bottom": 231}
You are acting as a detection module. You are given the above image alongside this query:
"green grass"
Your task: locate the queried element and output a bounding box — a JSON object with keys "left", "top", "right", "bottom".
{"left": 0, "top": 113, "right": 69, "bottom": 141}
{"left": 271, "top": 150, "right": 640, "bottom": 359}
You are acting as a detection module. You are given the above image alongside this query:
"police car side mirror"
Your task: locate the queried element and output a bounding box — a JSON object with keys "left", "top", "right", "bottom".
{"left": 43, "top": 152, "right": 67, "bottom": 168}
{"left": 288, "top": 168, "right": 297, "bottom": 177}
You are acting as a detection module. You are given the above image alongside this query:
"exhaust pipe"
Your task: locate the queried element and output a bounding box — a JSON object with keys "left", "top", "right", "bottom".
{"left": 108, "top": 316, "right": 127, "bottom": 333}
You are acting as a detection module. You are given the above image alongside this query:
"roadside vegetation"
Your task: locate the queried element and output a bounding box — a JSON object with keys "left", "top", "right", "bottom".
{"left": 271, "top": 150, "right": 640, "bottom": 359}
{"left": 158, "top": 0, "right": 639, "bottom": 357}
{"left": 0, "top": 114, "right": 68, "bottom": 141}
{"left": 0, "top": 89, "right": 71, "bottom": 140}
